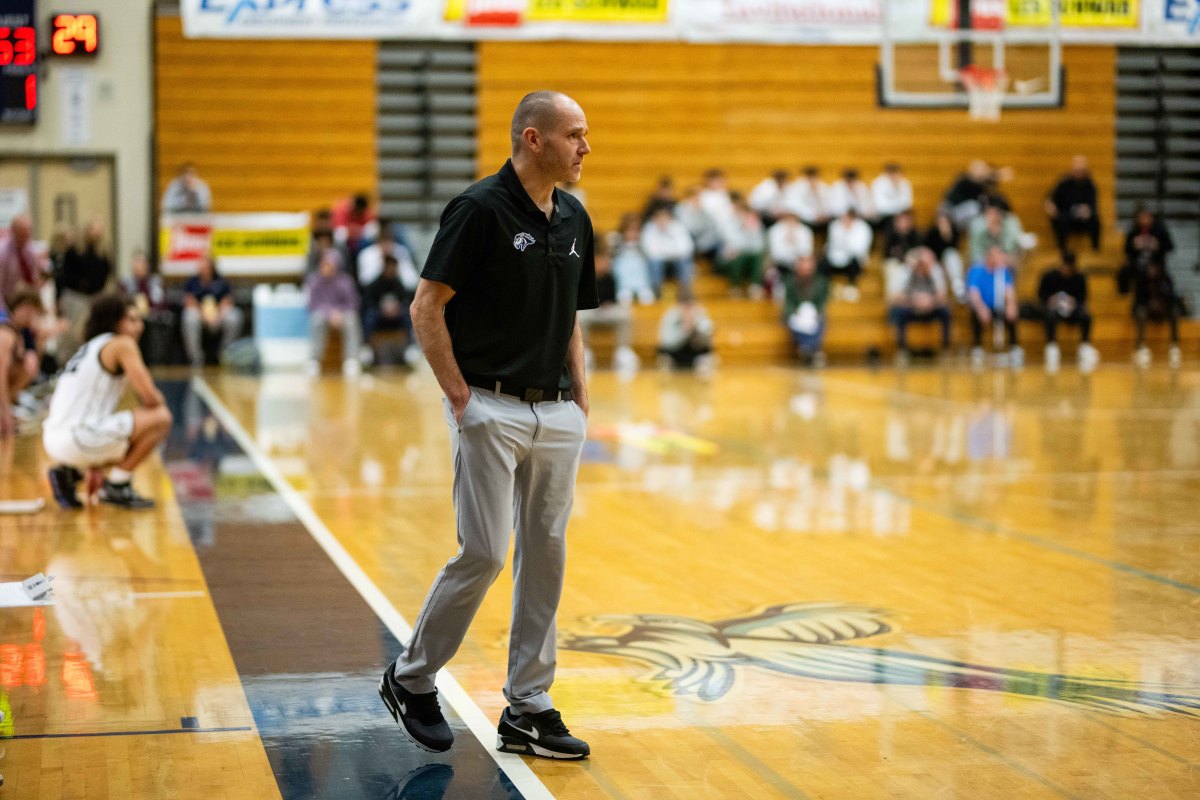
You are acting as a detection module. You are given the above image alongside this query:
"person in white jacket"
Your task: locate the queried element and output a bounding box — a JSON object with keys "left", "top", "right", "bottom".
{"left": 827, "top": 169, "right": 876, "bottom": 223}
{"left": 748, "top": 169, "right": 790, "bottom": 226}
{"left": 718, "top": 199, "right": 767, "bottom": 298}
{"left": 767, "top": 212, "right": 814, "bottom": 296}
{"left": 820, "top": 209, "right": 873, "bottom": 301}
{"left": 784, "top": 166, "right": 831, "bottom": 234}
{"left": 872, "top": 162, "right": 914, "bottom": 233}
{"left": 641, "top": 206, "right": 696, "bottom": 297}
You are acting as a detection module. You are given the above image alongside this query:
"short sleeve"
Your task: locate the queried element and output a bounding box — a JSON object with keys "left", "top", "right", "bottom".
{"left": 421, "top": 196, "right": 490, "bottom": 291}
{"left": 576, "top": 220, "right": 599, "bottom": 311}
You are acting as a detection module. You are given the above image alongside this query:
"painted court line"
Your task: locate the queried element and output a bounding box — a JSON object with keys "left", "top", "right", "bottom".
{"left": 192, "top": 378, "right": 556, "bottom": 800}
{"left": 7, "top": 726, "right": 253, "bottom": 740}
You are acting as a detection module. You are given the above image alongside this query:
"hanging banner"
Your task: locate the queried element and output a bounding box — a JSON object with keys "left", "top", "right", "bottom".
{"left": 181, "top": 0, "right": 439, "bottom": 39}
{"left": 683, "top": 0, "right": 882, "bottom": 43}
{"left": 444, "top": 0, "right": 670, "bottom": 24}
{"left": 930, "top": 0, "right": 1140, "bottom": 28}
{"left": 1144, "top": 0, "right": 1200, "bottom": 39}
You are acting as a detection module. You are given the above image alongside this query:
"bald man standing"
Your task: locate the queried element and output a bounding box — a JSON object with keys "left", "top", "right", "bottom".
{"left": 379, "top": 91, "right": 596, "bottom": 760}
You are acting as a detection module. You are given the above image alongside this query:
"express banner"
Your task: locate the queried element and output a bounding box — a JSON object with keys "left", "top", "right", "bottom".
{"left": 160, "top": 213, "right": 310, "bottom": 277}
{"left": 930, "top": 0, "right": 1140, "bottom": 28}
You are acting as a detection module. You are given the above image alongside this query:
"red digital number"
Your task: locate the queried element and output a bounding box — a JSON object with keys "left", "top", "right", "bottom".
{"left": 54, "top": 15, "right": 99, "bottom": 56}
{"left": 0, "top": 28, "right": 11, "bottom": 67}
{"left": 25, "top": 74, "right": 37, "bottom": 111}
{"left": 14, "top": 27, "right": 34, "bottom": 66}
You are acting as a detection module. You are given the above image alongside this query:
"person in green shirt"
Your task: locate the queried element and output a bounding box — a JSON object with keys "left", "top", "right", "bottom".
{"left": 783, "top": 254, "right": 830, "bottom": 367}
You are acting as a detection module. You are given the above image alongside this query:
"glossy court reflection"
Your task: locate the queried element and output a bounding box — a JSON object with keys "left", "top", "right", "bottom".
{"left": 3, "top": 364, "right": 1200, "bottom": 798}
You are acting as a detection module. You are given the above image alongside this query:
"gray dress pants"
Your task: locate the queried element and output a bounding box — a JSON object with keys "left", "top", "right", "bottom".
{"left": 393, "top": 386, "right": 587, "bottom": 715}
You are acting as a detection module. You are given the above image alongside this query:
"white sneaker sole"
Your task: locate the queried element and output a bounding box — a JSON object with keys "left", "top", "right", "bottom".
{"left": 496, "top": 734, "right": 589, "bottom": 760}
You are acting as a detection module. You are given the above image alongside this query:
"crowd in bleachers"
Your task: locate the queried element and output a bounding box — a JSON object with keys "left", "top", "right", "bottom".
{"left": 583, "top": 156, "right": 1186, "bottom": 371}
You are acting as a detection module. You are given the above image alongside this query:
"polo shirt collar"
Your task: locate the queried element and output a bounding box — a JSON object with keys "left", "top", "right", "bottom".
{"left": 498, "top": 159, "right": 575, "bottom": 221}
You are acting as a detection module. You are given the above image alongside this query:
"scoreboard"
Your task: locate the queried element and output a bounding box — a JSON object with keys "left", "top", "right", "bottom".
{"left": 0, "top": 0, "right": 37, "bottom": 124}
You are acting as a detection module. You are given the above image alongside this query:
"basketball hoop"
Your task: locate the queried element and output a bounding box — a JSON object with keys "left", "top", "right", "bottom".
{"left": 959, "top": 64, "right": 1008, "bottom": 122}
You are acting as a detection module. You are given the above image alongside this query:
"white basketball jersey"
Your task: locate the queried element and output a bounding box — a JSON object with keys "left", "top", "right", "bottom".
{"left": 45, "top": 334, "right": 127, "bottom": 430}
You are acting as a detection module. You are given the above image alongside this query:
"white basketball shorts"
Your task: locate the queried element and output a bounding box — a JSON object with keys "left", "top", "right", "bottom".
{"left": 43, "top": 410, "right": 135, "bottom": 468}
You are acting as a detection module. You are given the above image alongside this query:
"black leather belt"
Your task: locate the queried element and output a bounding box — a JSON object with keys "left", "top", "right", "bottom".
{"left": 465, "top": 378, "right": 571, "bottom": 403}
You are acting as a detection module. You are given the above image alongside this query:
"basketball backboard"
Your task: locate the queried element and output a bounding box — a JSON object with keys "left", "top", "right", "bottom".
{"left": 877, "top": 0, "right": 1065, "bottom": 113}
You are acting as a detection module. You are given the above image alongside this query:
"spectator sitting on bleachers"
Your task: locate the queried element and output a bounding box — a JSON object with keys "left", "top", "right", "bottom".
{"left": 783, "top": 254, "right": 829, "bottom": 368}
{"left": 1045, "top": 155, "right": 1100, "bottom": 253}
{"left": 305, "top": 248, "right": 362, "bottom": 377}
{"left": 357, "top": 223, "right": 418, "bottom": 289}
{"left": 1038, "top": 250, "right": 1098, "bottom": 371}
{"left": 1123, "top": 206, "right": 1174, "bottom": 285}
{"left": 0, "top": 289, "right": 42, "bottom": 438}
{"left": 121, "top": 250, "right": 167, "bottom": 318}
{"left": 675, "top": 186, "right": 721, "bottom": 263}
{"left": 182, "top": 256, "right": 243, "bottom": 369}
{"left": 784, "top": 166, "right": 831, "bottom": 234}
{"left": 968, "top": 206, "right": 1025, "bottom": 264}
{"left": 641, "top": 206, "right": 696, "bottom": 298}
{"left": 363, "top": 254, "right": 414, "bottom": 361}
{"left": 718, "top": 197, "right": 767, "bottom": 299}
{"left": 828, "top": 168, "right": 876, "bottom": 224}
{"left": 882, "top": 210, "right": 920, "bottom": 303}
{"left": 121, "top": 250, "right": 174, "bottom": 366}
{"left": 941, "top": 159, "right": 993, "bottom": 230}
{"left": 820, "top": 208, "right": 872, "bottom": 302}
{"left": 749, "top": 169, "right": 791, "bottom": 227}
{"left": 331, "top": 193, "right": 378, "bottom": 264}
{"left": 657, "top": 288, "right": 714, "bottom": 371}
{"left": 923, "top": 211, "right": 965, "bottom": 299}
{"left": 1132, "top": 260, "right": 1182, "bottom": 369}
{"left": 642, "top": 174, "right": 678, "bottom": 222}
{"left": 767, "top": 211, "right": 814, "bottom": 296}
{"left": 872, "top": 162, "right": 914, "bottom": 233}
{"left": 889, "top": 247, "right": 951, "bottom": 362}
{"left": 578, "top": 236, "right": 637, "bottom": 372}
{"left": 966, "top": 246, "right": 1022, "bottom": 368}
{"left": 612, "top": 214, "right": 656, "bottom": 306}
{"left": 307, "top": 230, "right": 347, "bottom": 276}
{"left": 161, "top": 162, "right": 212, "bottom": 215}
{"left": 699, "top": 168, "right": 737, "bottom": 239}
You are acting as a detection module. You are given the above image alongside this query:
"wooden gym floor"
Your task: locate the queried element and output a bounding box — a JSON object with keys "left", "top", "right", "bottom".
{"left": 1, "top": 363, "right": 1198, "bottom": 799}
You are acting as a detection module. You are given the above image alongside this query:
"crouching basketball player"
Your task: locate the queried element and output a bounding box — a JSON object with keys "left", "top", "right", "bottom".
{"left": 43, "top": 294, "right": 172, "bottom": 509}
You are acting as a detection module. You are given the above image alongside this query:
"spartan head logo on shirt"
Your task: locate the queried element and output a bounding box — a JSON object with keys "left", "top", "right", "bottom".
{"left": 513, "top": 232, "right": 536, "bottom": 252}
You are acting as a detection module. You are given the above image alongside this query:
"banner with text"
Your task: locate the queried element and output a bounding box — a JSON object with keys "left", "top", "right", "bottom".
{"left": 160, "top": 213, "right": 310, "bottom": 277}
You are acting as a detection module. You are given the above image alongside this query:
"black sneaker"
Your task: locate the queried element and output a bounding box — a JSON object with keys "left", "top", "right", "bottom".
{"left": 497, "top": 707, "right": 589, "bottom": 760}
{"left": 98, "top": 480, "right": 155, "bottom": 510}
{"left": 48, "top": 466, "right": 83, "bottom": 509}
{"left": 378, "top": 661, "right": 453, "bottom": 753}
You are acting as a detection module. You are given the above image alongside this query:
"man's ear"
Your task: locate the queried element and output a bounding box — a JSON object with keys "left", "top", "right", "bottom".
{"left": 523, "top": 127, "right": 541, "bottom": 152}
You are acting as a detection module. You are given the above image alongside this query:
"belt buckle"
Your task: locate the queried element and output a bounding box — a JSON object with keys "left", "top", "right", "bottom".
{"left": 523, "top": 388, "right": 544, "bottom": 402}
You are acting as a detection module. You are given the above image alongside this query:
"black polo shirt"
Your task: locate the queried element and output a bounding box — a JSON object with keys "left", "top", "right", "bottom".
{"left": 422, "top": 159, "right": 598, "bottom": 391}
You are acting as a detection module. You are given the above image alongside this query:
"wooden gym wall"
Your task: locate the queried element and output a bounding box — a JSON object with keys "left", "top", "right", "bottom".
{"left": 154, "top": 16, "right": 377, "bottom": 215}
{"left": 477, "top": 43, "right": 1116, "bottom": 245}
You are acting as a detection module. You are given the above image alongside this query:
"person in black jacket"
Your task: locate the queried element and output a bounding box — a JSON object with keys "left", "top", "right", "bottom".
{"left": 59, "top": 220, "right": 112, "bottom": 359}
{"left": 1045, "top": 156, "right": 1100, "bottom": 251}
{"left": 1038, "top": 251, "right": 1097, "bottom": 370}
{"left": 1132, "top": 260, "right": 1182, "bottom": 369}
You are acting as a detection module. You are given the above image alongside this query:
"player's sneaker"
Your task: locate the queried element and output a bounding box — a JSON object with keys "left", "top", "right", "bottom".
{"left": 48, "top": 465, "right": 83, "bottom": 510}
{"left": 1133, "top": 346, "right": 1152, "bottom": 368}
{"left": 1043, "top": 342, "right": 1060, "bottom": 372}
{"left": 98, "top": 481, "right": 155, "bottom": 510}
{"left": 1009, "top": 345, "right": 1025, "bottom": 369}
{"left": 496, "top": 707, "right": 589, "bottom": 760}
{"left": 378, "top": 661, "right": 453, "bottom": 753}
{"left": 1168, "top": 345, "right": 1182, "bottom": 369}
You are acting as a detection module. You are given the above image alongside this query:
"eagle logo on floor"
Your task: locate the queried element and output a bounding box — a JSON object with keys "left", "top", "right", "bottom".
{"left": 561, "top": 603, "right": 1200, "bottom": 717}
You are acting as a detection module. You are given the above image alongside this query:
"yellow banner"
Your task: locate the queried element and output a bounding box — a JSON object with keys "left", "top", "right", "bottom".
{"left": 209, "top": 228, "right": 309, "bottom": 257}
{"left": 445, "top": 0, "right": 670, "bottom": 24}
{"left": 931, "top": 0, "right": 1139, "bottom": 28}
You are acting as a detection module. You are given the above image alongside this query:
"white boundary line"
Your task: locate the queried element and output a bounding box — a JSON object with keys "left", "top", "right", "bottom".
{"left": 192, "top": 377, "right": 556, "bottom": 800}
